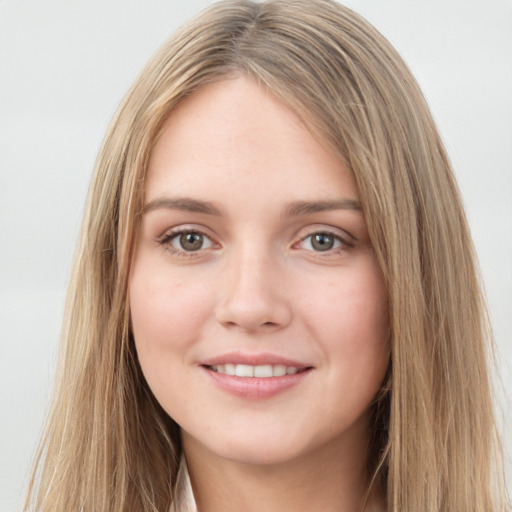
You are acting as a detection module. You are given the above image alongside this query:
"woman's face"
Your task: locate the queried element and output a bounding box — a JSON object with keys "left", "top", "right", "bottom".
{"left": 130, "top": 77, "right": 389, "bottom": 467}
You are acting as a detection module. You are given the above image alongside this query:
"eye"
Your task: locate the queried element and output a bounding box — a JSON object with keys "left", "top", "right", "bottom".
{"left": 163, "top": 230, "right": 213, "bottom": 252}
{"left": 299, "top": 232, "right": 344, "bottom": 252}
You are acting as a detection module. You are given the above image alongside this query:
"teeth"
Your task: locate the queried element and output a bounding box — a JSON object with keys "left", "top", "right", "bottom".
{"left": 210, "top": 364, "right": 302, "bottom": 377}
{"left": 254, "top": 365, "right": 272, "bottom": 377}
{"left": 273, "top": 364, "right": 286, "bottom": 376}
{"left": 235, "top": 364, "right": 254, "bottom": 377}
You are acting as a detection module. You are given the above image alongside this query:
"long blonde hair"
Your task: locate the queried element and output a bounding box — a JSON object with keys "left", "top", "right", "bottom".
{"left": 25, "top": 1, "right": 508, "bottom": 511}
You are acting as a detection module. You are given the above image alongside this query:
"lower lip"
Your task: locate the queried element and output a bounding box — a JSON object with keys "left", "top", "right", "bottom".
{"left": 202, "top": 366, "right": 312, "bottom": 399}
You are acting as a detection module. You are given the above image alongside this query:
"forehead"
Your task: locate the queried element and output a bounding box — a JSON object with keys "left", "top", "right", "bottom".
{"left": 146, "top": 76, "right": 359, "bottom": 207}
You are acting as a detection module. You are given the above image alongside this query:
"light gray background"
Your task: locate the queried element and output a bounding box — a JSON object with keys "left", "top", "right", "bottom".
{"left": 1, "top": 0, "right": 511, "bottom": 510}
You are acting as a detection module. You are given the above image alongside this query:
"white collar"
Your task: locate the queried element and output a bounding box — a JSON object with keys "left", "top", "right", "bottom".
{"left": 170, "top": 456, "right": 198, "bottom": 512}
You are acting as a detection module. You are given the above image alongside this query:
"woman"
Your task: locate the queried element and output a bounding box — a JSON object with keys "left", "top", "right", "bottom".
{"left": 25, "top": 0, "right": 508, "bottom": 511}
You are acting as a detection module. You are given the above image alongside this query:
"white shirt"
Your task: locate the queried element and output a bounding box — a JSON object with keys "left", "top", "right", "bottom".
{"left": 170, "top": 458, "right": 198, "bottom": 512}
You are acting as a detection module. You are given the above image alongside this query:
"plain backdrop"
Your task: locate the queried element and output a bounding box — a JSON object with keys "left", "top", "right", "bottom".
{"left": 0, "top": 0, "right": 511, "bottom": 510}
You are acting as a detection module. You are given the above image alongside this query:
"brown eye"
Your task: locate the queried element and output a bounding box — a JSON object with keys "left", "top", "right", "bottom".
{"left": 181, "top": 232, "right": 203, "bottom": 251}
{"left": 171, "top": 231, "right": 211, "bottom": 252}
{"left": 298, "top": 232, "right": 344, "bottom": 252}
{"left": 310, "top": 233, "right": 335, "bottom": 251}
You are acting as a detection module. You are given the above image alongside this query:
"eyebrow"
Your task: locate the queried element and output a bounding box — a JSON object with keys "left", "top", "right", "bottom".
{"left": 141, "top": 196, "right": 363, "bottom": 217}
{"left": 142, "top": 197, "right": 223, "bottom": 216}
{"left": 284, "top": 199, "right": 363, "bottom": 216}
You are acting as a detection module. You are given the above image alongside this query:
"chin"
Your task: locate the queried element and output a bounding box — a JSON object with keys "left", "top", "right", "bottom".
{"left": 219, "top": 441, "right": 304, "bottom": 467}
{"left": 182, "top": 418, "right": 350, "bottom": 469}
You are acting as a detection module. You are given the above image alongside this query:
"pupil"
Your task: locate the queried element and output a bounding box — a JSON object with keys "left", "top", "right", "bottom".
{"left": 180, "top": 232, "right": 203, "bottom": 251}
{"left": 312, "top": 233, "right": 334, "bottom": 251}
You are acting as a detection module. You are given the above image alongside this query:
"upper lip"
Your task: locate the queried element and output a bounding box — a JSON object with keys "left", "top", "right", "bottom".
{"left": 198, "top": 352, "right": 312, "bottom": 369}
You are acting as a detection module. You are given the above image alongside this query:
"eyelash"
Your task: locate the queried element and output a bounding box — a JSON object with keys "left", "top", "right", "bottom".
{"left": 296, "top": 231, "right": 352, "bottom": 255}
{"left": 157, "top": 228, "right": 353, "bottom": 258}
{"left": 158, "top": 228, "right": 214, "bottom": 258}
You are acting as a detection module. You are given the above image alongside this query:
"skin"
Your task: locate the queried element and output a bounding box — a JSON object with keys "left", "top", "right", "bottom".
{"left": 130, "top": 76, "right": 389, "bottom": 512}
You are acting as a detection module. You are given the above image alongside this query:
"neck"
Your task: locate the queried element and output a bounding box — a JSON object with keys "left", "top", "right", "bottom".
{"left": 183, "top": 419, "right": 384, "bottom": 512}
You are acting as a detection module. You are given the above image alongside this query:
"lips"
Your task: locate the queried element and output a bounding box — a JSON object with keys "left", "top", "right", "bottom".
{"left": 199, "top": 353, "right": 313, "bottom": 399}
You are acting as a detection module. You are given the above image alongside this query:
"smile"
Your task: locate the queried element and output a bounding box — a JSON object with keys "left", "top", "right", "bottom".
{"left": 208, "top": 364, "right": 302, "bottom": 378}
{"left": 201, "top": 360, "right": 313, "bottom": 399}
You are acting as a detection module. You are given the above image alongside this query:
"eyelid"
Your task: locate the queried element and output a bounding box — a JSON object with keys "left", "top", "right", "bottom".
{"left": 294, "top": 224, "right": 355, "bottom": 243}
{"left": 170, "top": 231, "right": 213, "bottom": 251}
{"left": 157, "top": 225, "right": 220, "bottom": 257}
{"left": 299, "top": 232, "right": 343, "bottom": 250}
{"left": 292, "top": 225, "right": 355, "bottom": 254}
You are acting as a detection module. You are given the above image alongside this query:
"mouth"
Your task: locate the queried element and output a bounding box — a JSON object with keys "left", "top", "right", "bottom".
{"left": 200, "top": 360, "right": 313, "bottom": 399}
{"left": 205, "top": 363, "right": 308, "bottom": 378}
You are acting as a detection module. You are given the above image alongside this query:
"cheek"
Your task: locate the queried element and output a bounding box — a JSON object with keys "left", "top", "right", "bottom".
{"left": 303, "top": 261, "right": 389, "bottom": 384}
{"left": 306, "top": 261, "right": 387, "bottom": 341}
{"left": 129, "top": 260, "right": 219, "bottom": 420}
{"left": 129, "top": 260, "right": 214, "bottom": 362}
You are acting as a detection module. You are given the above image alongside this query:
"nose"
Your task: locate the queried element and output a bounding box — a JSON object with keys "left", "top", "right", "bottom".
{"left": 215, "top": 248, "right": 293, "bottom": 333}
